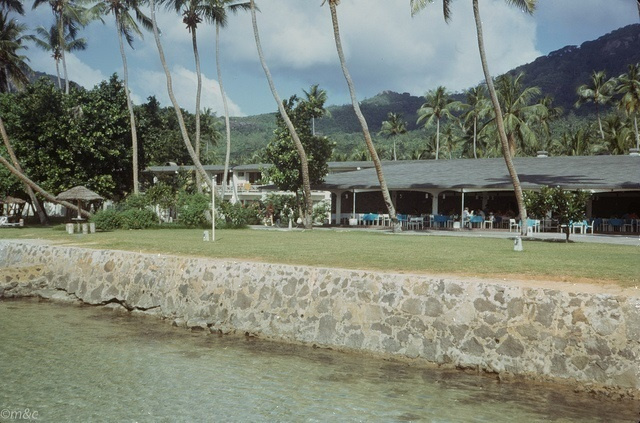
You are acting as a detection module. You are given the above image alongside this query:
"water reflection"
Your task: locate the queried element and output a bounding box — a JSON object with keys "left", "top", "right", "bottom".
{"left": 0, "top": 299, "right": 637, "bottom": 422}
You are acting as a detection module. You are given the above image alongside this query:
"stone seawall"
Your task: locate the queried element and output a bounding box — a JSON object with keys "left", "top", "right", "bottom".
{"left": 1, "top": 240, "right": 638, "bottom": 396}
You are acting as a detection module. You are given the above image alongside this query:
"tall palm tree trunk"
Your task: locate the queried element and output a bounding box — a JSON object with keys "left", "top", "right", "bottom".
{"left": 55, "top": 59, "right": 62, "bottom": 90}
{"left": 473, "top": 0, "right": 527, "bottom": 238}
{"left": 116, "top": 16, "right": 139, "bottom": 195}
{"left": 150, "top": 0, "right": 211, "bottom": 190}
{"left": 596, "top": 104, "right": 605, "bottom": 140}
{"left": 58, "top": 15, "right": 69, "bottom": 94}
{"left": 250, "top": 0, "right": 313, "bottom": 229}
{"left": 473, "top": 117, "right": 477, "bottom": 159}
{"left": 327, "top": 2, "right": 398, "bottom": 231}
{"left": 0, "top": 118, "right": 88, "bottom": 218}
{"left": 0, "top": 117, "right": 49, "bottom": 224}
{"left": 634, "top": 114, "right": 639, "bottom": 149}
{"left": 435, "top": 118, "right": 440, "bottom": 160}
{"left": 217, "top": 22, "right": 232, "bottom": 199}
{"left": 191, "top": 28, "right": 203, "bottom": 193}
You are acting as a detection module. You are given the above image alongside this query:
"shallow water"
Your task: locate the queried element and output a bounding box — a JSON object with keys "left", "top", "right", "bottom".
{"left": 0, "top": 299, "right": 638, "bottom": 422}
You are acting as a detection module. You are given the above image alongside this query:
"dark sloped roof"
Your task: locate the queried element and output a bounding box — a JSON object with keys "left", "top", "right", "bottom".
{"left": 316, "top": 156, "right": 640, "bottom": 191}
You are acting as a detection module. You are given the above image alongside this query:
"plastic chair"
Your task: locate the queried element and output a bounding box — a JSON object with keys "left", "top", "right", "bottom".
{"left": 509, "top": 219, "right": 520, "bottom": 232}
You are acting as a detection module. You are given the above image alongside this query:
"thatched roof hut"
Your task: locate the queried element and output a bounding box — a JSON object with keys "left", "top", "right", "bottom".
{"left": 56, "top": 186, "right": 103, "bottom": 218}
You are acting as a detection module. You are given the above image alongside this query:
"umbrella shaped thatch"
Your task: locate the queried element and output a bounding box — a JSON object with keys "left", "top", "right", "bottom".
{"left": 56, "top": 186, "right": 103, "bottom": 219}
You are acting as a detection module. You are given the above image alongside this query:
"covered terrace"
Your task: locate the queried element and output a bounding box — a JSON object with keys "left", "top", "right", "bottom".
{"left": 316, "top": 154, "right": 640, "bottom": 232}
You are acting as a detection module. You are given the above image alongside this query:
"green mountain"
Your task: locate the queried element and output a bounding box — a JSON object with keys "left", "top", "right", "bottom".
{"left": 226, "top": 23, "right": 640, "bottom": 161}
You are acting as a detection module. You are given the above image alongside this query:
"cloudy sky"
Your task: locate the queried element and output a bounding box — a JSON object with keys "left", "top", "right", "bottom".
{"left": 22, "top": 0, "right": 639, "bottom": 117}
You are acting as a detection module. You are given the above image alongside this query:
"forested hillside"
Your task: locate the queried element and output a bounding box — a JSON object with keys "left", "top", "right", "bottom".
{"left": 224, "top": 23, "right": 640, "bottom": 163}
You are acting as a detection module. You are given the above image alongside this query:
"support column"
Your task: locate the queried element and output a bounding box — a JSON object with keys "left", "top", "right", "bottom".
{"left": 431, "top": 191, "right": 440, "bottom": 215}
{"left": 335, "top": 191, "right": 343, "bottom": 225}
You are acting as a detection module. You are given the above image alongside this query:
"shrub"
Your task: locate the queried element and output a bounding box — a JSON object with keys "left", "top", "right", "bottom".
{"left": 119, "top": 208, "right": 157, "bottom": 230}
{"left": 90, "top": 209, "right": 123, "bottom": 231}
{"left": 177, "top": 192, "right": 210, "bottom": 227}
{"left": 218, "top": 201, "right": 262, "bottom": 228}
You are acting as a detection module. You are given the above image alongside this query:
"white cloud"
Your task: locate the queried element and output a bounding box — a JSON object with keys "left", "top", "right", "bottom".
{"left": 21, "top": 0, "right": 635, "bottom": 115}
{"left": 133, "top": 65, "right": 244, "bottom": 116}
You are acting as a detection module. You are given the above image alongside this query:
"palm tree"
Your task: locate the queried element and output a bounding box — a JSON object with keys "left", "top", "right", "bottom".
{"left": 417, "top": 85, "right": 460, "bottom": 160}
{"left": 0, "top": 11, "right": 31, "bottom": 92}
{"left": 600, "top": 113, "right": 634, "bottom": 154}
{"left": 323, "top": 0, "right": 399, "bottom": 231}
{"left": 213, "top": 0, "right": 250, "bottom": 199}
{"left": 32, "top": 0, "right": 92, "bottom": 95}
{"left": 149, "top": 0, "right": 211, "bottom": 192}
{"left": 575, "top": 70, "right": 616, "bottom": 141}
{"left": 303, "top": 84, "right": 329, "bottom": 136}
{"left": 460, "top": 85, "right": 489, "bottom": 159}
{"left": 379, "top": 112, "right": 407, "bottom": 161}
{"left": 97, "top": 0, "right": 151, "bottom": 195}
{"left": 493, "top": 72, "right": 545, "bottom": 156}
{"left": 31, "top": 24, "right": 86, "bottom": 90}
{"left": 250, "top": 0, "right": 314, "bottom": 229}
{"left": 411, "top": 0, "right": 534, "bottom": 238}
{"left": 615, "top": 63, "right": 640, "bottom": 150}
{"left": 0, "top": 10, "right": 52, "bottom": 224}
{"left": 0, "top": 118, "right": 86, "bottom": 221}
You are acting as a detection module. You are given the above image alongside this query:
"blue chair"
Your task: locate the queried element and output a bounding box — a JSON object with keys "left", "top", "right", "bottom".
{"left": 433, "top": 215, "right": 449, "bottom": 229}
{"left": 609, "top": 218, "right": 623, "bottom": 232}
{"left": 469, "top": 215, "right": 484, "bottom": 228}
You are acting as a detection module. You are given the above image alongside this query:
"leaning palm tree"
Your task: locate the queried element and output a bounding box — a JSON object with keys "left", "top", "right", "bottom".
{"left": 575, "top": 70, "right": 616, "bottom": 141}
{"left": 417, "top": 85, "right": 460, "bottom": 160}
{"left": 615, "top": 63, "right": 640, "bottom": 150}
{"left": 0, "top": 12, "right": 52, "bottom": 224}
{"left": 32, "top": 0, "right": 93, "bottom": 95}
{"left": 165, "top": 0, "right": 211, "bottom": 192}
{"left": 213, "top": 0, "right": 250, "bottom": 199}
{"left": 149, "top": 0, "right": 211, "bottom": 191}
{"left": 323, "top": 0, "right": 399, "bottom": 231}
{"left": 411, "top": 0, "right": 534, "bottom": 239}
{"left": 97, "top": 0, "right": 151, "bottom": 195}
{"left": 31, "top": 24, "right": 86, "bottom": 90}
{"left": 250, "top": 0, "right": 314, "bottom": 228}
{"left": 0, "top": 117, "right": 87, "bottom": 219}
{"left": 379, "top": 112, "right": 407, "bottom": 161}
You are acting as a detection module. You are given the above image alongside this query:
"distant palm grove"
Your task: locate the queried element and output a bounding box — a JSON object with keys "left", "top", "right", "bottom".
{"left": 0, "top": 0, "right": 639, "bottom": 215}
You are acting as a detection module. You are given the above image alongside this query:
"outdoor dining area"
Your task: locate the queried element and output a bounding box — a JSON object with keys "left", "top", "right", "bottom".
{"left": 333, "top": 211, "right": 640, "bottom": 235}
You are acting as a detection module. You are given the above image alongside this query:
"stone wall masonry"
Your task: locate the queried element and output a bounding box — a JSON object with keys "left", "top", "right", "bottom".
{"left": 1, "top": 240, "right": 638, "bottom": 397}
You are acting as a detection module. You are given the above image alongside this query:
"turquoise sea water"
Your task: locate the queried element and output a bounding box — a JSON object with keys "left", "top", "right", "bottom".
{"left": 0, "top": 299, "right": 638, "bottom": 422}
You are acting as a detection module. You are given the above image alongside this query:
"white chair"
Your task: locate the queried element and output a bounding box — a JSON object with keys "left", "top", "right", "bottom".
{"left": 509, "top": 219, "right": 520, "bottom": 232}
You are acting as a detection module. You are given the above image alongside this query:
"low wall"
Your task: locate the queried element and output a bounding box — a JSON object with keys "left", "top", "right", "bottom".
{"left": 1, "top": 240, "right": 638, "bottom": 397}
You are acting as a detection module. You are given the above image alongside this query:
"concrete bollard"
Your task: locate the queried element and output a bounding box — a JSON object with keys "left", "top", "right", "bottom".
{"left": 82, "top": 223, "right": 89, "bottom": 234}
{"left": 89, "top": 222, "right": 96, "bottom": 234}
{"left": 203, "top": 230, "right": 210, "bottom": 241}
{"left": 66, "top": 223, "right": 74, "bottom": 234}
{"left": 513, "top": 236, "right": 523, "bottom": 251}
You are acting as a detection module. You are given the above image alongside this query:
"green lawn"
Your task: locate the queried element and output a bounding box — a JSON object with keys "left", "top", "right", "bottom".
{"left": 1, "top": 227, "right": 639, "bottom": 288}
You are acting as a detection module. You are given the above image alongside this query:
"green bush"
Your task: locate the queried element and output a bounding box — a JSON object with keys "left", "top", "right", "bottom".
{"left": 177, "top": 192, "right": 210, "bottom": 227}
{"left": 90, "top": 209, "right": 123, "bottom": 231}
{"left": 121, "top": 193, "right": 150, "bottom": 210}
{"left": 218, "top": 201, "right": 262, "bottom": 228}
{"left": 119, "top": 208, "right": 157, "bottom": 230}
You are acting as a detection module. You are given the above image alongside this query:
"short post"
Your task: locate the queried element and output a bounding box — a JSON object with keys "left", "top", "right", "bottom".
{"left": 211, "top": 176, "right": 215, "bottom": 242}
{"left": 513, "top": 236, "right": 523, "bottom": 251}
{"left": 203, "top": 230, "right": 210, "bottom": 241}
{"left": 89, "top": 222, "right": 96, "bottom": 234}
{"left": 66, "top": 223, "right": 74, "bottom": 234}
{"left": 82, "top": 223, "right": 88, "bottom": 234}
